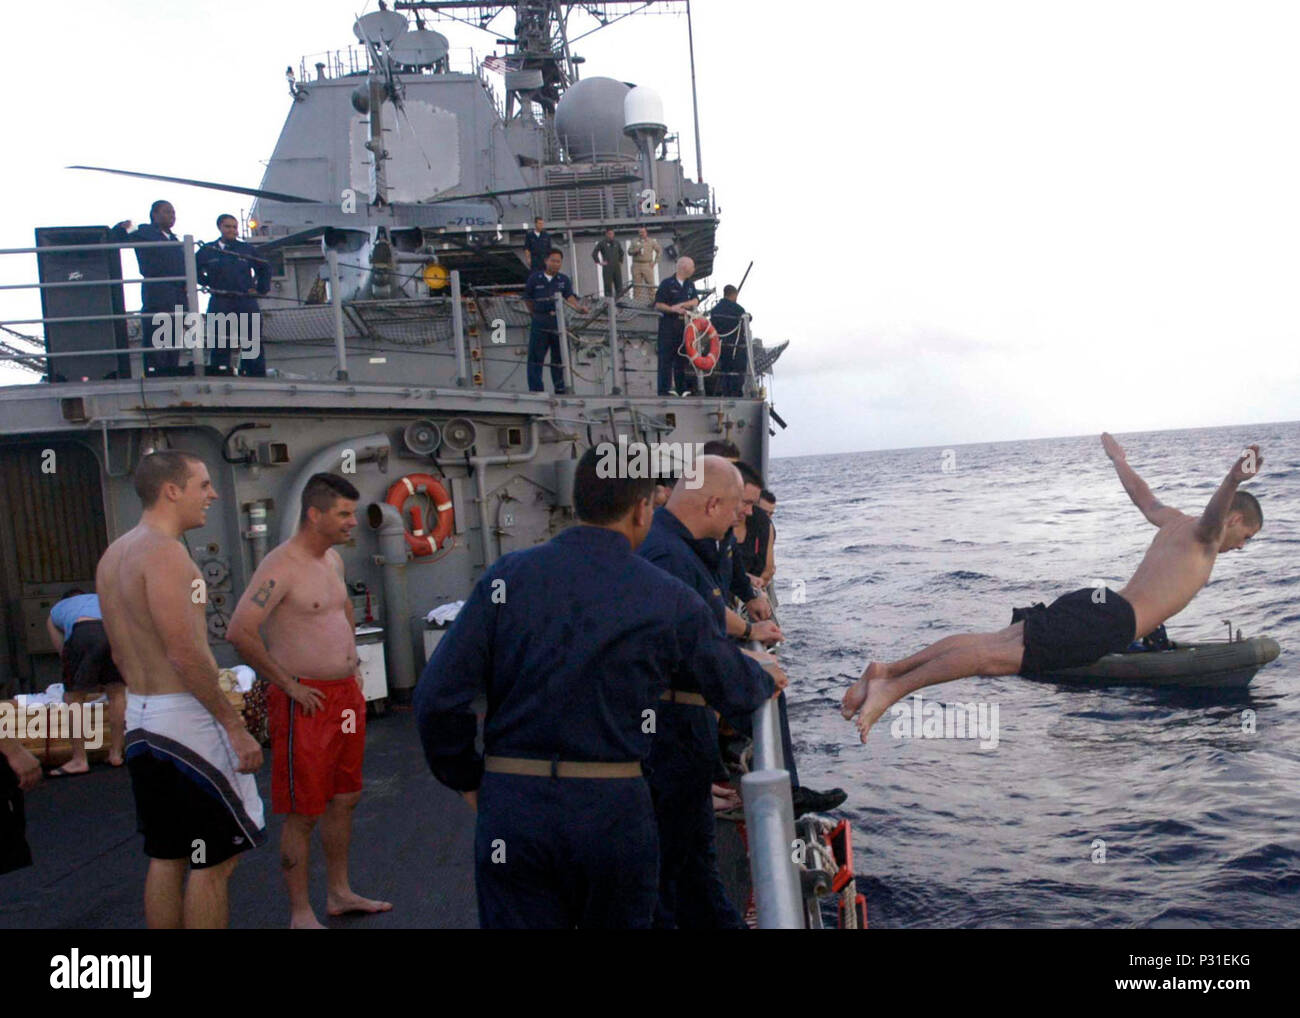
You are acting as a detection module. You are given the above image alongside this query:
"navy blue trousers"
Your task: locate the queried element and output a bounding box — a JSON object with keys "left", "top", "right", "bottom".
{"left": 206, "top": 296, "right": 264, "bottom": 376}
{"left": 657, "top": 320, "right": 691, "bottom": 395}
{"left": 527, "top": 319, "right": 565, "bottom": 393}
{"left": 474, "top": 772, "right": 658, "bottom": 929}
{"left": 648, "top": 703, "right": 746, "bottom": 929}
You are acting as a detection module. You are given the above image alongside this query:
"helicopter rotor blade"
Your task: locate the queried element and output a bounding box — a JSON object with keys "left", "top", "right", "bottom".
{"left": 424, "top": 174, "right": 643, "bottom": 205}
{"left": 67, "top": 165, "right": 320, "bottom": 205}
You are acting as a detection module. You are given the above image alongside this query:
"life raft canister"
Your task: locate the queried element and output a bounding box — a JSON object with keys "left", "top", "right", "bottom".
{"left": 684, "top": 316, "right": 721, "bottom": 371}
{"left": 384, "top": 473, "right": 454, "bottom": 557}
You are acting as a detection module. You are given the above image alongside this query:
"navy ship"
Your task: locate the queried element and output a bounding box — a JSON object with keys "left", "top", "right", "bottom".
{"left": 0, "top": 1, "right": 856, "bottom": 929}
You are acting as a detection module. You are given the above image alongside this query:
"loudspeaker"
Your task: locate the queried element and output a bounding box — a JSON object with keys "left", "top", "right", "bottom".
{"left": 442, "top": 417, "right": 478, "bottom": 453}
{"left": 403, "top": 419, "right": 442, "bottom": 456}
{"left": 35, "top": 226, "right": 130, "bottom": 382}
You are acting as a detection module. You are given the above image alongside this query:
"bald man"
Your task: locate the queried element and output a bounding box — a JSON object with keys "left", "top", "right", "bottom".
{"left": 653, "top": 256, "right": 700, "bottom": 396}
{"left": 637, "top": 456, "right": 784, "bottom": 928}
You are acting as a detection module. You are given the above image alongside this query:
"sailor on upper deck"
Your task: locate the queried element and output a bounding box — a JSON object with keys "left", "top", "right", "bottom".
{"left": 196, "top": 215, "right": 270, "bottom": 377}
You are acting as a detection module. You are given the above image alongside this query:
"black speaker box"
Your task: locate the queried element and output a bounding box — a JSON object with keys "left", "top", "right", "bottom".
{"left": 35, "top": 225, "right": 131, "bottom": 382}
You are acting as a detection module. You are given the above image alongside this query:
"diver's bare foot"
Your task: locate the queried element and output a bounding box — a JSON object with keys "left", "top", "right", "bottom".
{"left": 855, "top": 676, "right": 897, "bottom": 744}
{"left": 108, "top": 754, "right": 124, "bottom": 767}
{"left": 290, "top": 910, "right": 327, "bottom": 930}
{"left": 327, "top": 892, "right": 392, "bottom": 917}
{"left": 842, "top": 662, "right": 888, "bottom": 720}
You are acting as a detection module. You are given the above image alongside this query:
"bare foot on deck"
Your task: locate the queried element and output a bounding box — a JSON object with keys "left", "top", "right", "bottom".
{"left": 841, "top": 661, "right": 887, "bottom": 720}
{"left": 290, "top": 910, "right": 327, "bottom": 930}
{"left": 327, "top": 891, "right": 392, "bottom": 917}
{"left": 108, "top": 755, "right": 124, "bottom": 767}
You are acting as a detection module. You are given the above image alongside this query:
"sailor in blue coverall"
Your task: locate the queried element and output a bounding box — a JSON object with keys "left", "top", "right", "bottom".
{"left": 637, "top": 455, "right": 778, "bottom": 927}
{"left": 523, "top": 249, "right": 587, "bottom": 394}
{"left": 195, "top": 214, "right": 270, "bottom": 376}
{"left": 415, "top": 447, "right": 782, "bottom": 929}
{"left": 110, "top": 200, "right": 188, "bottom": 376}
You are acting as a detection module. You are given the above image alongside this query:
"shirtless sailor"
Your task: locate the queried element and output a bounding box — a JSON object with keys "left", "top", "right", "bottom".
{"left": 228, "top": 472, "right": 392, "bottom": 928}
{"left": 842, "top": 436, "right": 1264, "bottom": 741}
{"left": 97, "top": 451, "right": 266, "bottom": 929}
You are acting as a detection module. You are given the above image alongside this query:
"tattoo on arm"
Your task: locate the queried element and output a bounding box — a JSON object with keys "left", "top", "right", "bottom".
{"left": 251, "top": 579, "right": 276, "bottom": 608}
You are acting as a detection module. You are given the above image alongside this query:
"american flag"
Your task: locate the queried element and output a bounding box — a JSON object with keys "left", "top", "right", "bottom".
{"left": 483, "top": 54, "right": 517, "bottom": 75}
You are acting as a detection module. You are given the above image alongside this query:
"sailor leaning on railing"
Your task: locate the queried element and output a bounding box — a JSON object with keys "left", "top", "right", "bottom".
{"left": 415, "top": 446, "right": 787, "bottom": 929}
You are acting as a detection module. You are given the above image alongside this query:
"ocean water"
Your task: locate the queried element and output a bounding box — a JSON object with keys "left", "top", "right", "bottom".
{"left": 769, "top": 421, "right": 1299, "bottom": 928}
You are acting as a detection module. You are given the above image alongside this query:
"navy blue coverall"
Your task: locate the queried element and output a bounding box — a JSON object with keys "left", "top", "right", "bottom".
{"left": 523, "top": 228, "right": 553, "bottom": 272}
{"left": 415, "top": 525, "right": 775, "bottom": 929}
{"left": 708, "top": 297, "right": 748, "bottom": 397}
{"left": 524, "top": 268, "right": 574, "bottom": 393}
{"left": 718, "top": 523, "right": 801, "bottom": 790}
{"left": 638, "top": 506, "right": 776, "bottom": 928}
{"left": 654, "top": 274, "right": 699, "bottom": 395}
{"left": 195, "top": 238, "right": 270, "bottom": 376}
{"left": 109, "top": 222, "right": 188, "bottom": 375}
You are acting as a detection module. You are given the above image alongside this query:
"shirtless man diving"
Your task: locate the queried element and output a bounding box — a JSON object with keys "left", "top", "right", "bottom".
{"left": 843, "top": 436, "right": 1264, "bottom": 741}
{"left": 228, "top": 472, "right": 392, "bottom": 928}
{"left": 97, "top": 451, "right": 266, "bottom": 929}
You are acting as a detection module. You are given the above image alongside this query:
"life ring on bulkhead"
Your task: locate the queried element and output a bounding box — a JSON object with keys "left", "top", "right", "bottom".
{"left": 385, "top": 473, "right": 454, "bottom": 556}
{"left": 684, "top": 316, "right": 721, "bottom": 371}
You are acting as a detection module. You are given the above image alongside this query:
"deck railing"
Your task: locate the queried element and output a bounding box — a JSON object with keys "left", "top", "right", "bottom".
{"left": 741, "top": 640, "right": 804, "bottom": 929}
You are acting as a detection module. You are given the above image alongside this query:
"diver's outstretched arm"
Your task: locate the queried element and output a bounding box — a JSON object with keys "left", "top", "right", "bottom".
{"left": 1101, "top": 432, "right": 1185, "bottom": 528}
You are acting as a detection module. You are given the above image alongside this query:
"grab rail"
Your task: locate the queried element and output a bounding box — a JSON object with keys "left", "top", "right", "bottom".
{"left": 741, "top": 639, "right": 803, "bottom": 929}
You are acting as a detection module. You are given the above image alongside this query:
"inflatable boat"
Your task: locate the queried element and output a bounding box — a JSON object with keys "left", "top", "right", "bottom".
{"left": 1035, "top": 636, "right": 1281, "bottom": 688}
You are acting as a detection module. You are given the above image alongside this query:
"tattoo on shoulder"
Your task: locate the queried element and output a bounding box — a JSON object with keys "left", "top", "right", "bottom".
{"left": 251, "top": 579, "right": 276, "bottom": 608}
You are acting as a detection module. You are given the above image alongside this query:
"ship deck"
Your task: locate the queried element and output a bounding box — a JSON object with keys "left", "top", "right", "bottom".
{"left": 0, "top": 708, "right": 480, "bottom": 929}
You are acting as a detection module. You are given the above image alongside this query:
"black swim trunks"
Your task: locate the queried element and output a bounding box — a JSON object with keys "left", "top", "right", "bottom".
{"left": 61, "top": 619, "right": 124, "bottom": 693}
{"left": 1012, "top": 587, "right": 1137, "bottom": 676}
{"left": 0, "top": 755, "right": 33, "bottom": 875}
{"left": 126, "top": 750, "right": 260, "bottom": 869}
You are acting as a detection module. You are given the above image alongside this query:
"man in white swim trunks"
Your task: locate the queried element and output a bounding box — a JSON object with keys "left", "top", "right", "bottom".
{"left": 97, "top": 451, "right": 265, "bottom": 929}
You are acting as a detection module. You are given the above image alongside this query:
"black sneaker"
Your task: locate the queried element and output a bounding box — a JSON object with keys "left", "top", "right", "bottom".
{"left": 791, "top": 785, "right": 847, "bottom": 816}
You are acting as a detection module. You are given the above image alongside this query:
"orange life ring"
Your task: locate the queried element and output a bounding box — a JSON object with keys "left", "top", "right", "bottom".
{"left": 385, "top": 473, "right": 454, "bottom": 556}
{"left": 684, "top": 316, "right": 721, "bottom": 371}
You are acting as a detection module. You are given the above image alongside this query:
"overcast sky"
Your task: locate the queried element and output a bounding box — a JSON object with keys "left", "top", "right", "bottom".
{"left": 1, "top": 0, "right": 1295, "bottom": 456}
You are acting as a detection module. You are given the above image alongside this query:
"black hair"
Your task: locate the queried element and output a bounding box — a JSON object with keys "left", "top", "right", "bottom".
{"left": 723, "top": 285, "right": 738, "bottom": 298}
{"left": 702, "top": 440, "right": 740, "bottom": 459}
{"left": 149, "top": 200, "right": 172, "bottom": 220}
{"left": 573, "top": 446, "right": 654, "bottom": 525}
{"left": 760, "top": 489, "right": 775, "bottom": 503}
{"left": 133, "top": 450, "right": 202, "bottom": 507}
{"left": 300, "top": 472, "right": 360, "bottom": 523}
{"left": 216, "top": 213, "right": 237, "bottom": 228}
{"left": 735, "top": 461, "right": 764, "bottom": 490}
{"left": 60, "top": 587, "right": 86, "bottom": 601}
{"left": 546, "top": 247, "right": 564, "bottom": 259}
{"left": 1232, "top": 490, "right": 1263, "bottom": 529}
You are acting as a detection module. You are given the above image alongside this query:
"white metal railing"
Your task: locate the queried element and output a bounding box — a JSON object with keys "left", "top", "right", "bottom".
{"left": 741, "top": 640, "right": 803, "bottom": 928}
{"left": 0, "top": 236, "right": 202, "bottom": 377}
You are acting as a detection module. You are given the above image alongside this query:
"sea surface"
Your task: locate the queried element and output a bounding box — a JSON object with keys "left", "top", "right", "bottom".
{"left": 770, "top": 421, "right": 1299, "bottom": 928}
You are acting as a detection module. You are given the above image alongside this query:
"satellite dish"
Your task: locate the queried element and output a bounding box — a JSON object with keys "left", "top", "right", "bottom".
{"left": 442, "top": 417, "right": 478, "bottom": 453}
{"left": 353, "top": 10, "right": 409, "bottom": 46}
{"left": 391, "top": 29, "right": 449, "bottom": 67}
{"left": 403, "top": 419, "right": 442, "bottom": 456}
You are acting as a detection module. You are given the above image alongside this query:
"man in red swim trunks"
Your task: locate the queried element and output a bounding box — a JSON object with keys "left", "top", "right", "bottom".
{"left": 229, "top": 472, "right": 392, "bottom": 928}
{"left": 842, "top": 436, "right": 1264, "bottom": 741}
